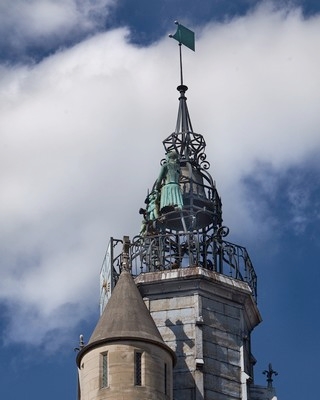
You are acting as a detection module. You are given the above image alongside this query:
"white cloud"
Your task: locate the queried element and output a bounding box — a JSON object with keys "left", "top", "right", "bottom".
{"left": 1, "top": 4, "right": 320, "bottom": 347}
{"left": 0, "top": 0, "right": 114, "bottom": 59}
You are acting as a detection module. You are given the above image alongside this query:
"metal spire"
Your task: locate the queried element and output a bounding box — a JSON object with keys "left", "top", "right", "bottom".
{"left": 175, "top": 84, "right": 193, "bottom": 133}
{"left": 162, "top": 84, "right": 207, "bottom": 166}
{"left": 168, "top": 22, "right": 196, "bottom": 160}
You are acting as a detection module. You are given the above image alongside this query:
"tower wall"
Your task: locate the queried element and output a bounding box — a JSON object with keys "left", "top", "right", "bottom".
{"left": 78, "top": 341, "right": 173, "bottom": 400}
{"left": 135, "top": 267, "right": 261, "bottom": 400}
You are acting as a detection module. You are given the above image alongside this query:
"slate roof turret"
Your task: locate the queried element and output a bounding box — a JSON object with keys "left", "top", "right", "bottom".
{"left": 77, "top": 270, "right": 175, "bottom": 366}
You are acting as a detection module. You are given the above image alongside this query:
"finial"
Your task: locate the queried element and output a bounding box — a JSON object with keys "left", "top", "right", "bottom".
{"left": 74, "top": 334, "right": 85, "bottom": 352}
{"left": 121, "top": 236, "right": 131, "bottom": 272}
{"left": 263, "top": 363, "right": 278, "bottom": 388}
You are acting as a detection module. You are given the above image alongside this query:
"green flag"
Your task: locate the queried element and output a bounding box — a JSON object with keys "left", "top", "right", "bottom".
{"left": 170, "top": 22, "right": 195, "bottom": 51}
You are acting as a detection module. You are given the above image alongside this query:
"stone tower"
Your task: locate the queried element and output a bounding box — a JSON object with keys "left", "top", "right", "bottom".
{"left": 77, "top": 28, "right": 278, "bottom": 400}
{"left": 96, "top": 82, "right": 278, "bottom": 399}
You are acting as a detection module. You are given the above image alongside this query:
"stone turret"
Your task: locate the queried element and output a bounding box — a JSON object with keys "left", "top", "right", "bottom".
{"left": 77, "top": 269, "right": 175, "bottom": 400}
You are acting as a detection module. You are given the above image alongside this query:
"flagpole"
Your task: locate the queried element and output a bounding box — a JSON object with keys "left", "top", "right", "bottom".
{"left": 179, "top": 43, "right": 183, "bottom": 86}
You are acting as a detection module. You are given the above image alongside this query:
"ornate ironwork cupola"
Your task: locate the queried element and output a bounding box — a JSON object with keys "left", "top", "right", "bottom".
{"left": 99, "top": 32, "right": 257, "bottom": 314}
{"left": 99, "top": 82, "right": 257, "bottom": 315}
{"left": 111, "top": 81, "right": 255, "bottom": 298}
{"left": 142, "top": 83, "right": 222, "bottom": 233}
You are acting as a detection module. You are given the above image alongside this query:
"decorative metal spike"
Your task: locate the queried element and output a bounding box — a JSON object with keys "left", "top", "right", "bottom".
{"left": 263, "top": 363, "right": 278, "bottom": 388}
{"left": 74, "top": 334, "right": 85, "bottom": 352}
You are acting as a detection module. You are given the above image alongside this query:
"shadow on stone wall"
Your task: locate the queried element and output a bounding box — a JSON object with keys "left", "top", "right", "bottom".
{"left": 165, "top": 318, "right": 202, "bottom": 400}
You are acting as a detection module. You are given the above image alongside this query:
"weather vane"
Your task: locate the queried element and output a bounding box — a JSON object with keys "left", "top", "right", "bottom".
{"left": 169, "top": 21, "right": 195, "bottom": 86}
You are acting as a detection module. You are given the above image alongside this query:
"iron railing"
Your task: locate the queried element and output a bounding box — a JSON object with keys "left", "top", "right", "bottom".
{"left": 105, "top": 232, "right": 257, "bottom": 302}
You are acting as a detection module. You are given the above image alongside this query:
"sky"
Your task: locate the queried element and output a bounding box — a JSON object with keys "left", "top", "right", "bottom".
{"left": 0, "top": 1, "right": 320, "bottom": 399}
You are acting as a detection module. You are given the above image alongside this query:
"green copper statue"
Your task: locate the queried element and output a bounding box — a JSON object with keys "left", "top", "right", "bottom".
{"left": 139, "top": 191, "right": 160, "bottom": 235}
{"left": 156, "top": 151, "right": 183, "bottom": 211}
{"left": 139, "top": 151, "right": 183, "bottom": 235}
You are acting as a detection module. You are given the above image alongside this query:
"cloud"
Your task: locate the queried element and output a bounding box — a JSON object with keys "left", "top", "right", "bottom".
{"left": 0, "top": 0, "right": 114, "bottom": 62}
{"left": 241, "top": 158, "right": 320, "bottom": 241}
{"left": 188, "top": 2, "right": 320, "bottom": 240}
{"left": 1, "top": 4, "right": 320, "bottom": 348}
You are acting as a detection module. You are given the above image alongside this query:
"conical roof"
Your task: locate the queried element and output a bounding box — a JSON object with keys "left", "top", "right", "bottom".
{"left": 76, "top": 269, "right": 176, "bottom": 368}
{"left": 89, "top": 270, "right": 165, "bottom": 346}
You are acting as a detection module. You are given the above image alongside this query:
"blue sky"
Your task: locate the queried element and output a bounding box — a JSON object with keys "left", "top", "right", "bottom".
{"left": 1, "top": 1, "right": 320, "bottom": 399}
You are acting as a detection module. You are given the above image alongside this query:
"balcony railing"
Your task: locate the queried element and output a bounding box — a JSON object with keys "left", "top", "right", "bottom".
{"left": 103, "top": 232, "right": 257, "bottom": 304}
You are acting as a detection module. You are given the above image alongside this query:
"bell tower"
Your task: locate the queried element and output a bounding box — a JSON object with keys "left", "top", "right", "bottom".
{"left": 100, "top": 80, "right": 277, "bottom": 398}
{"left": 78, "top": 23, "right": 278, "bottom": 400}
{"left": 134, "top": 80, "right": 260, "bottom": 399}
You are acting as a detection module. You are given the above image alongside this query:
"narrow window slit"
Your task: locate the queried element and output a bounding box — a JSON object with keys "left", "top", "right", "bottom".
{"left": 102, "top": 353, "right": 108, "bottom": 388}
{"left": 135, "top": 352, "right": 142, "bottom": 386}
